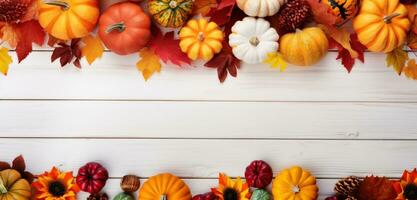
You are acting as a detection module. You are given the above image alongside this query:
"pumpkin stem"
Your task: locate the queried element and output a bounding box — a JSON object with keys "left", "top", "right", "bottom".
{"left": 169, "top": 1, "right": 178, "bottom": 8}
{"left": 384, "top": 13, "right": 401, "bottom": 24}
{"left": 249, "top": 37, "right": 260, "bottom": 46}
{"left": 106, "top": 23, "right": 126, "bottom": 34}
{"left": 160, "top": 194, "right": 167, "bottom": 200}
{"left": 44, "top": 0, "right": 70, "bottom": 10}
{"left": 198, "top": 32, "right": 205, "bottom": 41}
{"left": 0, "top": 179, "right": 7, "bottom": 194}
{"left": 291, "top": 185, "right": 300, "bottom": 194}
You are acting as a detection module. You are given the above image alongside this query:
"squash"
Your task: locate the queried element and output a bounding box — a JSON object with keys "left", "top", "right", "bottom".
{"left": 148, "top": 0, "right": 194, "bottom": 28}
{"left": 38, "top": 0, "right": 100, "bottom": 40}
{"left": 279, "top": 27, "right": 328, "bottom": 66}
{"left": 321, "top": 0, "right": 359, "bottom": 25}
{"left": 353, "top": 0, "right": 410, "bottom": 52}
{"left": 229, "top": 17, "right": 279, "bottom": 64}
{"left": 179, "top": 18, "right": 224, "bottom": 61}
{"left": 0, "top": 169, "right": 31, "bottom": 200}
{"left": 237, "top": 0, "right": 287, "bottom": 17}
{"left": 139, "top": 173, "right": 191, "bottom": 200}
{"left": 98, "top": 2, "right": 151, "bottom": 55}
{"left": 272, "top": 166, "right": 318, "bottom": 200}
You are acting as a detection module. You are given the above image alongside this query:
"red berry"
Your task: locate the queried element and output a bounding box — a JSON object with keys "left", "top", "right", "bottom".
{"left": 244, "top": 160, "right": 273, "bottom": 188}
{"left": 76, "top": 162, "right": 109, "bottom": 194}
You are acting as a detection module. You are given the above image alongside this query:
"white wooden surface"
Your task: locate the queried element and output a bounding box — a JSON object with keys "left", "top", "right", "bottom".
{"left": 0, "top": 50, "right": 416, "bottom": 200}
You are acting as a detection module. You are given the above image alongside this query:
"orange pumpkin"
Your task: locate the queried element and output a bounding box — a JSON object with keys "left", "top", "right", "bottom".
{"left": 98, "top": 2, "right": 151, "bottom": 55}
{"left": 139, "top": 173, "right": 191, "bottom": 200}
{"left": 39, "top": 0, "right": 100, "bottom": 40}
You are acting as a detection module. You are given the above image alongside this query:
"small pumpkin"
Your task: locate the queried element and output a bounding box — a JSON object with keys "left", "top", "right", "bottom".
{"left": 353, "top": 0, "right": 410, "bottom": 52}
{"left": 98, "top": 2, "right": 151, "bottom": 55}
{"left": 179, "top": 18, "right": 224, "bottom": 61}
{"left": 237, "top": 0, "right": 287, "bottom": 17}
{"left": 229, "top": 17, "right": 279, "bottom": 64}
{"left": 321, "top": 0, "right": 359, "bottom": 25}
{"left": 0, "top": 169, "right": 31, "bottom": 200}
{"left": 148, "top": 0, "right": 194, "bottom": 28}
{"left": 39, "top": 0, "right": 100, "bottom": 40}
{"left": 114, "top": 192, "right": 134, "bottom": 200}
{"left": 76, "top": 162, "right": 109, "bottom": 194}
{"left": 139, "top": 173, "right": 192, "bottom": 200}
{"left": 279, "top": 27, "right": 328, "bottom": 66}
{"left": 272, "top": 166, "right": 318, "bottom": 200}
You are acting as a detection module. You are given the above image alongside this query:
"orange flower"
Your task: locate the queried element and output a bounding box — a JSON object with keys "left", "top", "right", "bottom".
{"left": 32, "top": 167, "right": 80, "bottom": 200}
{"left": 212, "top": 173, "right": 250, "bottom": 200}
{"left": 393, "top": 168, "right": 417, "bottom": 200}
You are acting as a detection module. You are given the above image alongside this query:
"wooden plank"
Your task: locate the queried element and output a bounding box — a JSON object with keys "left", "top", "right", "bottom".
{"left": 0, "top": 101, "right": 416, "bottom": 139}
{"left": 1, "top": 52, "right": 417, "bottom": 101}
{"left": 0, "top": 138, "right": 414, "bottom": 178}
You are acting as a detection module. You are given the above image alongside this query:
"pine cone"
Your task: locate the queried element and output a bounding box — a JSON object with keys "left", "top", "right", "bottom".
{"left": 0, "top": 0, "right": 31, "bottom": 23}
{"left": 271, "top": 0, "right": 311, "bottom": 35}
{"left": 334, "top": 176, "right": 361, "bottom": 197}
{"left": 87, "top": 193, "right": 109, "bottom": 200}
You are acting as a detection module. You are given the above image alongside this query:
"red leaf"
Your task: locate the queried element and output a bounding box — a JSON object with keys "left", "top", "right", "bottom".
{"left": 331, "top": 33, "right": 367, "bottom": 73}
{"left": 205, "top": 42, "right": 241, "bottom": 83}
{"left": 148, "top": 27, "right": 191, "bottom": 67}
{"left": 22, "top": 171, "right": 35, "bottom": 183}
{"left": 51, "top": 39, "right": 82, "bottom": 68}
{"left": 350, "top": 33, "right": 366, "bottom": 63}
{"left": 0, "top": 162, "right": 11, "bottom": 170}
{"left": 15, "top": 20, "right": 46, "bottom": 62}
{"left": 12, "top": 155, "right": 26, "bottom": 172}
{"left": 209, "top": 0, "right": 237, "bottom": 26}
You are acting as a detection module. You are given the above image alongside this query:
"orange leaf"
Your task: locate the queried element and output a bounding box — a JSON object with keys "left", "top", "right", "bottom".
{"left": 81, "top": 35, "right": 104, "bottom": 65}
{"left": 193, "top": 0, "right": 218, "bottom": 16}
{"left": 306, "top": 0, "right": 337, "bottom": 26}
{"left": 1, "top": 24, "right": 19, "bottom": 48}
{"left": 408, "top": 32, "right": 417, "bottom": 50}
{"left": 0, "top": 47, "right": 13, "bottom": 76}
{"left": 406, "top": 5, "right": 417, "bottom": 34}
{"left": 136, "top": 48, "right": 161, "bottom": 81}
{"left": 404, "top": 59, "right": 417, "bottom": 80}
{"left": 386, "top": 46, "right": 409, "bottom": 75}
{"left": 319, "top": 24, "right": 358, "bottom": 58}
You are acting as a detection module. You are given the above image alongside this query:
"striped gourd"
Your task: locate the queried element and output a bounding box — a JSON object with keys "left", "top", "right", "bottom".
{"left": 148, "top": 0, "right": 193, "bottom": 28}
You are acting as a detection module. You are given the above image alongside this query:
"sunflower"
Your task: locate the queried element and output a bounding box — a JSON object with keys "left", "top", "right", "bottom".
{"left": 32, "top": 167, "right": 80, "bottom": 200}
{"left": 212, "top": 173, "right": 251, "bottom": 200}
{"left": 393, "top": 168, "right": 417, "bottom": 200}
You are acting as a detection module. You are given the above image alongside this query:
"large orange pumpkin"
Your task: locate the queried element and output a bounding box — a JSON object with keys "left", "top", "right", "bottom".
{"left": 98, "top": 2, "right": 151, "bottom": 55}
{"left": 39, "top": 0, "right": 100, "bottom": 40}
{"left": 139, "top": 173, "right": 191, "bottom": 200}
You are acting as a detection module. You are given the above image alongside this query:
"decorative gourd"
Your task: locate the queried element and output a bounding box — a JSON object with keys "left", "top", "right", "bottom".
{"left": 272, "top": 166, "right": 318, "bottom": 200}
{"left": 245, "top": 160, "right": 273, "bottom": 189}
{"left": 179, "top": 18, "right": 224, "bottom": 61}
{"left": 38, "top": 0, "right": 100, "bottom": 40}
{"left": 98, "top": 2, "right": 151, "bottom": 55}
{"left": 237, "top": 0, "right": 287, "bottom": 17}
{"left": 279, "top": 27, "right": 328, "bottom": 66}
{"left": 229, "top": 17, "right": 279, "bottom": 64}
{"left": 139, "top": 173, "right": 192, "bottom": 200}
{"left": 114, "top": 192, "right": 134, "bottom": 200}
{"left": 0, "top": 169, "right": 31, "bottom": 200}
{"left": 76, "top": 162, "right": 109, "bottom": 194}
{"left": 321, "top": 0, "right": 359, "bottom": 25}
{"left": 353, "top": 0, "right": 410, "bottom": 52}
{"left": 148, "top": 0, "right": 194, "bottom": 28}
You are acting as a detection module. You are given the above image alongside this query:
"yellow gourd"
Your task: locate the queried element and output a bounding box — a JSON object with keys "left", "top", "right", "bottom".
{"left": 139, "top": 173, "right": 191, "bottom": 200}
{"left": 272, "top": 166, "right": 318, "bottom": 200}
{"left": 0, "top": 169, "right": 31, "bottom": 200}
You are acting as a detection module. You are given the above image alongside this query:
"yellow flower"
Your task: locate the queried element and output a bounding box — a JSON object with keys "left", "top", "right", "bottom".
{"left": 32, "top": 167, "right": 80, "bottom": 200}
{"left": 212, "top": 173, "right": 250, "bottom": 200}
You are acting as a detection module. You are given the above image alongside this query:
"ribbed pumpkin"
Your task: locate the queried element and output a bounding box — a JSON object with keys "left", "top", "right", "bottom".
{"left": 321, "top": 0, "right": 359, "bottom": 25}
{"left": 38, "top": 0, "right": 100, "bottom": 40}
{"left": 139, "top": 173, "right": 192, "bottom": 200}
{"left": 0, "top": 169, "right": 31, "bottom": 200}
{"left": 237, "top": 0, "right": 287, "bottom": 17}
{"left": 272, "top": 166, "right": 318, "bottom": 200}
{"left": 148, "top": 0, "right": 193, "bottom": 28}
{"left": 279, "top": 27, "right": 328, "bottom": 66}
{"left": 353, "top": 0, "right": 410, "bottom": 52}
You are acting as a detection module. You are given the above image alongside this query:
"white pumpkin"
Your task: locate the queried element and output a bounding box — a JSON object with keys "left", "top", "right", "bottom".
{"left": 237, "top": 0, "right": 286, "bottom": 17}
{"left": 229, "top": 17, "right": 279, "bottom": 64}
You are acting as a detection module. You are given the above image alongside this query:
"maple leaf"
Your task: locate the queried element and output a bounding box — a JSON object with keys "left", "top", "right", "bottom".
{"left": 403, "top": 59, "right": 417, "bottom": 80}
{"left": 329, "top": 33, "right": 367, "bottom": 72}
{"left": 358, "top": 176, "right": 397, "bottom": 200}
{"left": 47, "top": 35, "right": 61, "bottom": 47}
{"left": 263, "top": 52, "right": 287, "bottom": 72}
{"left": 136, "top": 48, "right": 161, "bottom": 81}
{"left": 15, "top": 20, "right": 46, "bottom": 62}
{"left": 1, "top": 24, "right": 19, "bottom": 48}
{"left": 0, "top": 155, "right": 34, "bottom": 183}
{"left": 209, "top": 0, "right": 237, "bottom": 26}
{"left": 386, "top": 46, "right": 409, "bottom": 75}
{"left": 406, "top": 5, "right": 417, "bottom": 34}
{"left": 0, "top": 47, "right": 12, "bottom": 76}
{"left": 148, "top": 26, "right": 191, "bottom": 67}
{"left": 205, "top": 42, "right": 240, "bottom": 83}
{"left": 193, "top": 0, "right": 218, "bottom": 16}
{"left": 306, "top": 0, "right": 337, "bottom": 26}
{"left": 320, "top": 24, "right": 358, "bottom": 58}
{"left": 81, "top": 35, "right": 104, "bottom": 65}
{"left": 51, "top": 39, "right": 82, "bottom": 68}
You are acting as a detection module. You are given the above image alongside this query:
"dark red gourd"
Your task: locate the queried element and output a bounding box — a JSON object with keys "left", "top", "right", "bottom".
{"left": 76, "top": 162, "right": 109, "bottom": 194}
{"left": 244, "top": 160, "right": 273, "bottom": 188}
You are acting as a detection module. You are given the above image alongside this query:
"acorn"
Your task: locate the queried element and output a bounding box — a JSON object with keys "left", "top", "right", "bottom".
{"left": 271, "top": 0, "right": 311, "bottom": 35}
{"left": 0, "top": 0, "right": 31, "bottom": 23}
{"left": 120, "top": 175, "right": 140, "bottom": 193}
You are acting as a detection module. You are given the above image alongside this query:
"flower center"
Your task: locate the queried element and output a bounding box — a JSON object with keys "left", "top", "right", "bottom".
{"left": 223, "top": 188, "right": 238, "bottom": 200}
{"left": 292, "top": 185, "right": 300, "bottom": 193}
{"left": 249, "top": 37, "right": 260, "bottom": 47}
{"left": 48, "top": 181, "right": 66, "bottom": 197}
{"left": 169, "top": 1, "right": 178, "bottom": 8}
{"left": 404, "top": 183, "right": 417, "bottom": 200}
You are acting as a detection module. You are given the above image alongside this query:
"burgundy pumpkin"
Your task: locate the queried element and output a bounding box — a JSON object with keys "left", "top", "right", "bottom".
{"left": 76, "top": 162, "right": 109, "bottom": 194}
{"left": 193, "top": 192, "right": 219, "bottom": 200}
{"left": 244, "top": 160, "right": 273, "bottom": 188}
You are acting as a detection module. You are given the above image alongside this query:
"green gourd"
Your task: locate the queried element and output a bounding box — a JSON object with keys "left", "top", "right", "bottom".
{"left": 113, "top": 192, "right": 134, "bottom": 200}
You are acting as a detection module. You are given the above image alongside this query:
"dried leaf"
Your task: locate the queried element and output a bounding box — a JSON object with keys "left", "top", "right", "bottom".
{"left": 263, "top": 52, "right": 287, "bottom": 72}
{"left": 408, "top": 32, "right": 417, "bottom": 50}
{"left": 193, "top": 0, "right": 218, "bottom": 16}
{"left": 136, "top": 48, "right": 161, "bottom": 81}
{"left": 0, "top": 47, "right": 12, "bottom": 76}
{"left": 15, "top": 20, "right": 46, "bottom": 62}
{"left": 81, "top": 35, "right": 104, "bottom": 65}
{"left": 12, "top": 155, "right": 26, "bottom": 172}
{"left": 358, "top": 176, "right": 397, "bottom": 200}
{"left": 386, "top": 46, "right": 409, "bottom": 75}
{"left": 1, "top": 24, "right": 19, "bottom": 48}
{"left": 406, "top": 5, "right": 417, "bottom": 34}
{"left": 208, "top": 0, "right": 237, "bottom": 26}
{"left": 329, "top": 33, "right": 366, "bottom": 72}
{"left": 0, "top": 162, "right": 11, "bottom": 170}
{"left": 320, "top": 24, "right": 358, "bottom": 58}
{"left": 306, "top": 0, "right": 337, "bottom": 26}
{"left": 205, "top": 41, "right": 241, "bottom": 83}
{"left": 51, "top": 39, "right": 82, "bottom": 68}
{"left": 22, "top": 171, "right": 35, "bottom": 183}
{"left": 404, "top": 59, "right": 417, "bottom": 80}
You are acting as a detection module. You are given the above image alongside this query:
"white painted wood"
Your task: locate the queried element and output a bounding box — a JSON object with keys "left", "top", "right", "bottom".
{"left": 0, "top": 101, "right": 416, "bottom": 139}
{"left": 1, "top": 52, "right": 417, "bottom": 101}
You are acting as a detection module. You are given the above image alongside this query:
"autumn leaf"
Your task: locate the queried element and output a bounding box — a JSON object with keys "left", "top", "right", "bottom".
{"left": 15, "top": 20, "right": 46, "bottom": 62}
{"left": 263, "top": 52, "right": 287, "bottom": 72}
{"left": 51, "top": 39, "right": 82, "bottom": 68}
{"left": 1, "top": 24, "right": 19, "bottom": 48}
{"left": 386, "top": 46, "right": 409, "bottom": 75}
{"left": 329, "top": 33, "right": 367, "bottom": 72}
{"left": 209, "top": 0, "right": 237, "bottom": 26}
{"left": 20, "top": 0, "right": 39, "bottom": 23}
{"left": 0, "top": 47, "right": 12, "bottom": 76}
{"left": 406, "top": 5, "right": 417, "bottom": 34}
{"left": 205, "top": 41, "right": 240, "bottom": 83}
{"left": 136, "top": 48, "right": 161, "bottom": 81}
{"left": 403, "top": 59, "right": 417, "bottom": 80}
{"left": 193, "top": 0, "right": 218, "bottom": 16}
{"left": 81, "top": 35, "right": 104, "bottom": 65}
{"left": 306, "top": 0, "right": 337, "bottom": 26}
{"left": 408, "top": 32, "right": 417, "bottom": 50}
{"left": 358, "top": 176, "right": 397, "bottom": 200}
{"left": 0, "top": 155, "right": 34, "bottom": 183}
{"left": 320, "top": 24, "right": 358, "bottom": 58}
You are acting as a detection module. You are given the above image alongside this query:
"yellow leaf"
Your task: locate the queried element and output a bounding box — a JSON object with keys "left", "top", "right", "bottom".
{"left": 136, "top": 48, "right": 161, "bottom": 81}
{"left": 0, "top": 47, "right": 13, "bottom": 76}
{"left": 403, "top": 59, "right": 417, "bottom": 80}
{"left": 263, "top": 52, "right": 287, "bottom": 72}
{"left": 319, "top": 24, "right": 358, "bottom": 58}
{"left": 1, "top": 24, "right": 19, "bottom": 48}
{"left": 386, "top": 46, "right": 409, "bottom": 75}
{"left": 81, "top": 35, "right": 104, "bottom": 65}
{"left": 193, "top": 0, "right": 218, "bottom": 16}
